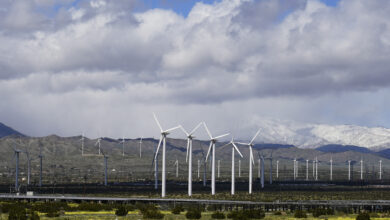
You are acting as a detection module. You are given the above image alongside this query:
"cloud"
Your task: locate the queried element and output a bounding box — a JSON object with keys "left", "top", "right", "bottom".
{"left": 0, "top": 0, "right": 389, "bottom": 138}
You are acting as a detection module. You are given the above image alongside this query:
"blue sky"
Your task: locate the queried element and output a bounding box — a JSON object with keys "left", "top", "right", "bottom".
{"left": 143, "top": 0, "right": 340, "bottom": 16}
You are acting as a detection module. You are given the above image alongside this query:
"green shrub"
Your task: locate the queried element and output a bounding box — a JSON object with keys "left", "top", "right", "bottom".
{"left": 356, "top": 212, "right": 370, "bottom": 220}
{"left": 46, "top": 210, "right": 60, "bottom": 217}
{"left": 8, "top": 206, "right": 27, "bottom": 220}
{"left": 211, "top": 211, "right": 225, "bottom": 219}
{"left": 227, "top": 210, "right": 248, "bottom": 220}
{"left": 294, "top": 210, "right": 307, "bottom": 218}
{"left": 186, "top": 207, "right": 202, "bottom": 219}
{"left": 115, "top": 206, "right": 128, "bottom": 216}
{"left": 142, "top": 209, "right": 164, "bottom": 219}
{"left": 30, "top": 211, "right": 40, "bottom": 220}
{"left": 171, "top": 205, "right": 184, "bottom": 214}
{"left": 370, "top": 212, "right": 379, "bottom": 218}
{"left": 227, "top": 209, "right": 265, "bottom": 220}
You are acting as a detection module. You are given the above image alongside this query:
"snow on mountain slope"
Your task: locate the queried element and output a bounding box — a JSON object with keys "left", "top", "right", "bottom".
{"left": 247, "top": 117, "right": 390, "bottom": 151}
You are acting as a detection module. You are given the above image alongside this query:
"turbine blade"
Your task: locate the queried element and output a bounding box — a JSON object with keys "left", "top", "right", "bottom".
{"left": 214, "top": 133, "right": 230, "bottom": 139}
{"left": 154, "top": 136, "right": 163, "bottom": 161}
{"left": 153, "top": 112, "right": 163, "bottom": 132}
{"left": 165, "top": 125, "right": 181, "bottom": 133}
{"left": 189, "top": 122, "right": 203, "bottom": 135}
{"left": 186, "top": 139, "right": 190, "bottom": 163}
{"left": 205, "top": 141, "right": 213, "bottom": 162}
{"left": 95, "top": 139, "right": 99, "bottom": 146}
{"left": 219, "top": 142, "right": 231, "bottom": 150}
{"left": 203, "top": 122, "right": 213, "bottom": 139}
{"left": 180, "top": 126, "right": 189, "bottom": 136}
{"left": 249, "top": 129, "right": 261, "bottom": 145}
{"left": 232, "top": 142, "right": 243, "bottom": 158}
{"left": 236, "top": 142, "right": 249, "bottom": 145}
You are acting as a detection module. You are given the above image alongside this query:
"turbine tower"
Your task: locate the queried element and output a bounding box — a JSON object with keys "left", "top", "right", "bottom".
{"left": 260, "top": 154, "right": 265, "bottom": 188}
{"left": 360, "top": 159, "right": 364, "bottom": 180}
{"left": 13, "top": 146, "right": 22, "bottom": 192}
{"left": 330, "top": 157, "right": 333, "bottom": 181}
{"left": 315, "top": 157, "right": 318, "bottom": 181}
{"left": 95, "top": 137, "right": 102, "bottom": 155}
{"left": 119, "top": 137, "right": 125, "bottom": 156}
{"left": 348, "top": 160, "right": 351, "bottom": 181}
{"left": 220, "top": 138, "right": 243, "bottom": 195}
{"left": 269, "top": 153, "right": 273, "bottom": 184}
{"left": 217, "top": 160, "right": 221, "bottom": 178}
{"left": 258, "top": 159, "right": 260, "bottom": 178}
{"left": 197, "top": 160, "right": 200, "bottom": 179}
{"left": 24, "top": 147, "right": 31, "bottom": 185}
{"left": 204, "top": 122, "right": 229, "bottom": 195}
{"left": 180, "top": 123, "right": 202, "bottom": 196}
{"left": 238, "top": 160, "right": 241, "bottom": 177}
{"left": 293, "top": 158, "right": 296, "bottom": 180}
{"left": 101, "top": 150, "right": 108, "bottom": 186}
{"left": 174, "top": 159, "right": 179, "bottom": 178}
{"left": 153, "top": 113, "right": 181, "bottom": 197}
{"left": 379, "top": 160, "right": 382, "bottom": 180}
{"left": 237, "top": 129, "right": 260, "bottom": 194}
{"left": 38, "top": 144, "right": 43, "bottom": 187}
{"left": 139, "top": 137, "right": 143, "bottom": 158}
{"left": 306, "top": 160, "right": 309, "bottom": 181}
{"left": 80, "top": 133, "right": 84, "bottom": 156}
{"left": 276, "top": 160, "right": 279, "bottom": 179}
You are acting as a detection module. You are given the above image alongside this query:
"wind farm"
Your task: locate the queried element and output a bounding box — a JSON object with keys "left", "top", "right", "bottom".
{"left": 1, "top": 0, "right": 390, "bottom": 219}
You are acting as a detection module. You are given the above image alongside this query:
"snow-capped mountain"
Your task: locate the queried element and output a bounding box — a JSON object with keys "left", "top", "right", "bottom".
{"left": 246, "top": 117, "right": 390, "bottom": 151}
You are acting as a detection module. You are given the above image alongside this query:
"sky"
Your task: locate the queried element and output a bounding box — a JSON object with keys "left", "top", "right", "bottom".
{"left": 0, "top": 0, "right": 390, "bottom": 140}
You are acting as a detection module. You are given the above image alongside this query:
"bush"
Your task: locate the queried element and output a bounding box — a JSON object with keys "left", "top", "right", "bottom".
{"left": 137, "top": 204, "right": 164, "bottom": 219}
{"left": 186, "top": 207, "right": 202, "bottom": 219}
{"left": 227, "top": 210, "right": 248, "bottom": 220}
{"left": 274, "top": 211, "right": 282, "bottom": 215}
{"left": 29, "top": 211, "right": 40, "bottom": 220}
{"left": 356, "top": 212, "right": 370, "bottom": 220}
{"left": 294, "top": 210, "right": 307, "bottom": 218}
{"left": 8, "top": 206, "right": 27, "bottom": 220}
{"left": 115, "top": 206, "right": 128, "bottom": 216}
{"left": 370, "top": 212, "right": 379, "bottom": 218}
{"left": 227, "top": 209, "right": 265, "bottom": 220}
{"left": 172, "top": 205, "right": 184, "bottom": 214}
{"left": 46, "top": 210, "right": 60, "bottom": 217}
{"left": 211, "top": 211, "right": 225, "bottom": 219}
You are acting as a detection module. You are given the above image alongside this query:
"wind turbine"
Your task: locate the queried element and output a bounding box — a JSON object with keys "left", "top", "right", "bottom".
{"left": 139, "top": 137, "right": 143, "bottom": 158}
{"left": 330, "top": 157, "right": 333, "bottom": 181}
{"left": 153, "top": 113, "right": 181, "bottom": 197}
{"left": 174, "top": 159, "right": 179, "bottom": 178}
{"left": 80, "top": 133, "right": 84, "bottom": 156}
{"left": 379, "top": 160, "right": 382, "bottom": 180}
{"left": 269, "top": 153, "right": 273, "bottom": 184}
{"left": 276, "top": 160, "right": 279, "bottom": 179}
{"left": 95, "top": 137, "right": 102, "bottom": 155}
{"left": 237, "top": 129, "right": 261, "bottom": 194}
{"left": 306, "top": 160, "right": 309, "bottom": 181}
{"left": 12, "top": 146, "right": 22, "bottom": 192}
{"left": 203, "top": 122, "right": 229, "bottom": 195}
{"left": 119, "top": 137, "right": 125, "bottom": 156}
{"left": 101, "top": 150, "right": 108, "bottom": 186}
{"left": 348, "top": 160, "right": 351, "bottom": 181}
{"left": 360, "top": 158, "right": 364, "bottom": 180}
{"left": 258, "top": 152, "right": 265, "bottom": 188}
{"left": 180, "top": 123, "right": 202, "bottom": 196}
{"left": 38, "top": 143, "right": 43, "bottom": 187}
{"left": 220, "top": 138, "right": 243, "bottom": 195}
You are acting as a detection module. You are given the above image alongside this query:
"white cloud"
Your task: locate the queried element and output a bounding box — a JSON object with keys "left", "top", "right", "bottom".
{"left": 0, "top": 0, "right": 390, "bottom": 139}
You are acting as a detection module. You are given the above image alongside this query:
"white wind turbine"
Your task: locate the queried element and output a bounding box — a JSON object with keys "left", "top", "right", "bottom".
{"left": 95, "top": 137, "right": 102, "bottom": 155}
{"left": 203, "top": 122, "right": 229, "bottom": 195}
{"left": 80, "top": 132, "right": 84, "bottom": 156}
{"left": 237, "top": 129, "right": 261, "bottom": 194}
{"left": 153, "top": 113, "right": 181, "bottom": 198}
{"left": 119, "top": 137, "right": 125, "bottom": 156}
{"left": 220, "top": 138, "right": 243, "bottom": 195}
{"left": 180, "top": 123, "right": 203, "bottom": 197}
{"left": 139, "top": 137, "right": 143, "bottom": 158}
